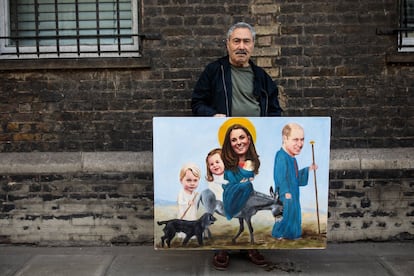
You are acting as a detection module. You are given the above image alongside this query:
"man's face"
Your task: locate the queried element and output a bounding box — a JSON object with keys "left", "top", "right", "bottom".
{"left": 283, "top": 127, "right": 305, "bottom": 157}
{"left": 226, "top": 27, "right": 254, "bottom": 67}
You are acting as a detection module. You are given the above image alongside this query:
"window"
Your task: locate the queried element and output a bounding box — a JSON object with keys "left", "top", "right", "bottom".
{"left": 399, "top": 0, "right": 414, "bottom": 52}
{"left": 0, "top": 0, "right": 140, "bottom": 59}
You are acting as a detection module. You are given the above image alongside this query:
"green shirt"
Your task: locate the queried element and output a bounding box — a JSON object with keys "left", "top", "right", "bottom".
{"left": 231, "top": 65, "right": 260, "bottom": 117}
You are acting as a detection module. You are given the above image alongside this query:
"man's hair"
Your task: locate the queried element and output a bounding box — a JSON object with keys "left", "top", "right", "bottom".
{"left": 282, "top": 123, "right": 304, "bottom": 138}
{"left": 227, "top": 22, "right": 256, "bottom": 42}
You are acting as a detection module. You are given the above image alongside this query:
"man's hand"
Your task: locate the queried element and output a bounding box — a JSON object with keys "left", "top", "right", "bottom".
{"left": 309, "top": 164, "right": 318, "bottom": 171}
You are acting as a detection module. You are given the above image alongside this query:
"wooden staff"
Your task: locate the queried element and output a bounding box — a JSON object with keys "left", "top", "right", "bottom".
{"left": 310, "top": 140, "right": 321, "bottom": 235}
{"left": 180, "top": 192, "right": 198, "bottom": 220}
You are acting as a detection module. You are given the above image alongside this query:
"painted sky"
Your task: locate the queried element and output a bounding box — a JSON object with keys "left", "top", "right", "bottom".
{"left": 153, "top": 117, "right": 331, "bottom": 214}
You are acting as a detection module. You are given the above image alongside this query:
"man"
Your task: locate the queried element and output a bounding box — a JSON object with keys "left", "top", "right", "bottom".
{"left": 272, "top": 123, "right": 318, "bottom": 240}
{"left": 191, "top": 22, "right": 282, "bottom": 117}
{"left": 191, "top": 22, "right": 282, "bottom": 270}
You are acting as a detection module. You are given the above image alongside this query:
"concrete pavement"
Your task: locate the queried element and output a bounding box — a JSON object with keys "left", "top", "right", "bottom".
{"left": 0, "top": 242, "right": 413, "bottom": 275}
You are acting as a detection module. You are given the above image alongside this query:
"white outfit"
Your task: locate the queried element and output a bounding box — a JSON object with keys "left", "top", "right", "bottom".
{"left": 177, "top": 189, "right": 199, "bottom": 239}
{"left": 177, "top": 189, "right": 198, "bottom": 220}
{"left": 207, "top": 174, "right": 228, "bottom": 201}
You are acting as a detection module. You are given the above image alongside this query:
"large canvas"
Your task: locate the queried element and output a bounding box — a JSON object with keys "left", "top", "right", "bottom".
{"left": 153, "top": 117, "right": 330, "bottom": 250}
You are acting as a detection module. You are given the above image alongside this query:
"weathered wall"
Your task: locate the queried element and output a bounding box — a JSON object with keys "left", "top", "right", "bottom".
{"left": 0, "top": 0, "right": 413, "bottom": 245}
{"left": 274, "top": 0, "right": 413, "bottom": 148}
{"left": 0, "top": 152, "right": 153, "bottom": 245}
{"left": 329, "top": 149, "right": 414, "bottom": 241}
{"left": 1, "top": 0, "right": 411, "bottom": 151}
{"left": 0, "top": 149, "right": 412, "bottom": 245}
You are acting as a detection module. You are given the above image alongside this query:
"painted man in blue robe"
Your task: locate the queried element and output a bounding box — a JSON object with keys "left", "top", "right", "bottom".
{"left": 272, "top": 123, "right": 318, "bottom": 240}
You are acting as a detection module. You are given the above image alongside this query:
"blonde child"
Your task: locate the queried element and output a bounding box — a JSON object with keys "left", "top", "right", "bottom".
{"left": 177, "top": 163, "right": 201, "bottom": 221}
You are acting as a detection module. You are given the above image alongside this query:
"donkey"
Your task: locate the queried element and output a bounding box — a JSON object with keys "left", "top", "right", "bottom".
{"left": 198, "top": 186, "right": 283, "bottom": 244}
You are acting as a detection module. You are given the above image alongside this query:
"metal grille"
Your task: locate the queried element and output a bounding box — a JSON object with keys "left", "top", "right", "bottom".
{"left": 1, "top": 0, "right": 144, "bottom": 58}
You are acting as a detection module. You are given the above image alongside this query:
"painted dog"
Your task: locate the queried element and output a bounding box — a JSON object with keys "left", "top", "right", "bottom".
{"left": 157, "top": 212, "right": 217, "bottom": 247}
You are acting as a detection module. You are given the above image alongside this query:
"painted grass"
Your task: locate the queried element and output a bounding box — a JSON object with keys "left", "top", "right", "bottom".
{"left": 154, "top": 205, "right": 327, "bottom": 250}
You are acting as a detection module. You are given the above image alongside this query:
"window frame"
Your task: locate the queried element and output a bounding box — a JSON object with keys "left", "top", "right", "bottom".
{"left": 398, "top": 0, "right": 414, "bottom": 52}
{"left": 0, "top": 0, "right": 141, "bottom": 59}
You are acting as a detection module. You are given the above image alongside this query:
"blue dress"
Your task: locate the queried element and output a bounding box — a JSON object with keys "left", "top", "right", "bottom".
{"left": 222, "top": 166, "right": 254, "bottom": 220}
{"left": 272, "top": 148, "right": 309, "bottom": 239}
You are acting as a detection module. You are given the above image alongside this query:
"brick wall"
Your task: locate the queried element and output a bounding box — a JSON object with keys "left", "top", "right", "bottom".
{"left": 329, "top": 169, "right": 413, "bottom": 241}
{"left": 274, "top": 0, "right": 413, "bottom": 148}
{"left": 0, "top": 152, "right": 154, "bottom": 245}
{"left": 0, "top": 0, "right": 413, "bottom": 245}
{"left": 329, "top": 149, "right": 414, "bottom": 241}
{"left": 1, "top": 0, "right": 412, "bottom": 151}
{"left": 0, "top": 149, "right": 412, "bottom": 245}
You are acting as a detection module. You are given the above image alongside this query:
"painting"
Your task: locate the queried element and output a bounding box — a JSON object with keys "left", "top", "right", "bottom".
{"left": 153, "top": 117, "right": 331, "bottom": 250}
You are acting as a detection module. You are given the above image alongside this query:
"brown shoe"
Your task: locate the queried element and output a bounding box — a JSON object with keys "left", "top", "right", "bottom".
{"left": 247, "top": 249, "right": 267, "bottom": 266}
{"left": 213, "top": 250, "right": 230, "bottom": 270}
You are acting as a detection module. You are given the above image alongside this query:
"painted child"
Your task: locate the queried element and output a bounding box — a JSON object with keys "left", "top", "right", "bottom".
{"left": 177, "top": 163, "right": 201, "bottom": 221}
{"left": 205, "top": 148, "right": 228, "bottom": 201}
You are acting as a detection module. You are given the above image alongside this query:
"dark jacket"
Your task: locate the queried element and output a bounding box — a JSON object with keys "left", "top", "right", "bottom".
{"left": 191, "top": 56, "right": 282, "bottom": 117}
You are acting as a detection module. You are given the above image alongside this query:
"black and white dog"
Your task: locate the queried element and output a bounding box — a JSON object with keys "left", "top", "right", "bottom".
{"left": 157, "top": 213, "right": 216, "bottom": 248}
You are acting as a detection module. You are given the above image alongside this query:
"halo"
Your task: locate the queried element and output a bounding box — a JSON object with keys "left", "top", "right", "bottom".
{"left": 218, "top": 118, "right": 256, "bottom": 146}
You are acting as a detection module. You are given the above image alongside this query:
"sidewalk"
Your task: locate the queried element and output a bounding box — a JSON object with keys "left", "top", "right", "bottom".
{"left": 0, "top": 242, "right": 413, "bottom": 275}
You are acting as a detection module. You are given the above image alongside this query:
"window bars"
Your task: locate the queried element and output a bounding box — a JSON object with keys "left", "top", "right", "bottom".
{"left": 0, "top": 0, "right": 153, "bottom": 58}
{"left": 398, "top": 0, "right": 414, "bottom": 49}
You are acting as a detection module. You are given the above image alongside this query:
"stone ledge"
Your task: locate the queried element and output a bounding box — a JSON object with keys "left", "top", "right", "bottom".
{"left": 0, "top": 151, "right": 153, "bottom": 174}
{"left": 329, "top": 148, "right": 414, "bottom": 170}
{"left": 0, "top": 148, "right": 412, "bottom": 174}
